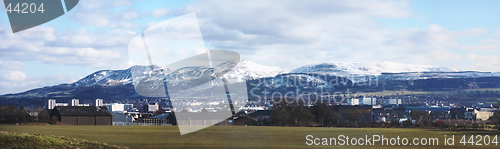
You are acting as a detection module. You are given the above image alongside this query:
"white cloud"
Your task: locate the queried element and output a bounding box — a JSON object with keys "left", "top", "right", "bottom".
{"left": 461, "top": 45, "right": 500, "bottom": 51}
{"left": 428, "top": 47, "right": 462, "bottom": 61}
{"left": 466, "top": 53, "right": 500, "bottom": 71}
{"left": 480, "top": 39, "right": 500, "bottom": 44}
{"left": 174, "top": 1, "right": 473, "bottom": 68}
{"left": 0, "top": 26, "right": 135, "bottom": 70}
{"left": 3, "top": 0, "right": 500, "bottom": 94}
{"left": 0, "top": 61, "right": 25, "bottom": 70}
{"left": 69, "top": 1, "right": 142, "bottom": 29}
{"left": 459, "top": 28, "right": 488, "bottom": 36}
{"left": 0, "top": 73, "right": 81, "bottom": 95}
{"left": 3, "top": 70, "right": 26, "bottom": 81}
{"left": 0, "top": 60, "right": 81, "bottom": 94}
{"left": 122, "top": 11, "right": 141, "bottom": 20}
{"left": 113, "top": 0, "right": 134, "bottom": 7}
{"left": 152, "top": 8, "right": 169, "bottom": 17}
{"left": 495, "top": 28, "right": 500, "bottom": 36}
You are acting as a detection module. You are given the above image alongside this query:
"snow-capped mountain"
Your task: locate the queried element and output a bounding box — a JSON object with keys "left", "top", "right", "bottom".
{"left": 223, "top": 60, "right": 292, "bottom": 83}
{"left": 291, "top": 61, "right": 457, "bottom": 76}
{"left": 34, "top": 60, "right": 500, "bottom": 91}
{"left": 72, "top": 60, "right": 291, "bottom": 88}
{"left": 4, "top": 60, "right": 500, "bottom": 106}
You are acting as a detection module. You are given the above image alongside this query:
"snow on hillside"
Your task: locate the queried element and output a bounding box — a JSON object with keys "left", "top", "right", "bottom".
{"left": 73, "top": 60, "right": 292, "bottom": 87}
{"left": 223, "top": 60, "right": 293, "bottom": 82}
{"left": 291, "top": 61, "right": 457, "bottom": 76}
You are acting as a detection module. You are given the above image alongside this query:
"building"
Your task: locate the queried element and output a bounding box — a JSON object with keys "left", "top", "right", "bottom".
{"left": 465, "top": 108, "right": 475, "bottom": 120}
{"left": 70, "top": 99, "right": 79, "bottom": 106}
{"left": 233, "top": 116, "right": 258, "bottom": 126}
{"left": 124, "top": 104, "right": 133, "bottom": 111}
{"left": 143, "top": 103, "right": 159, "bottom": 112}
{"left": 406, "top": 106, "right": 451, "bottom": 120}
{"left": 46, "top": 99, "right": 56, "bottom": 109}
{"left": 347, "top": 99, "right": 359, "bottom": 105}
{"left": 104, "top": 103, "right": 134, "bottom": 113}
{"left": 95, "top": 99, "right": 103, "bottom": 106}
{"left": 359, "top": 98, "right": 376, "bottom": 105}
{"left": 385, "top": 99, "right": 402, "bottom": 106}
{"left": 50, "top": 106, "right": 113, "bottom": 125}
{"left": 451, "top": 107, "right": 475, "bottom": 120}
{"left": 150, "top": 112, "right": 177, "bottom": 125}
{"left": 234, "top": 110, "right": 271, "bottom": 126}
{"left": 475, "top": 109, "right": 495, "bottom": 121}
{"left": 347, "top": 98, "right": 376, "bottom": 105}
{"left": 112, "top": 113, "right": 134, "bottom": 125}
{"left": 47, "top": 99, "right": 97, "bottom": 109}
{"left": 55, "top": 103, "right": 68, "bottom": 106}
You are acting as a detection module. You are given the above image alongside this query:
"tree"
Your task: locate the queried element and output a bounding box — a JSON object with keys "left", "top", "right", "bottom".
{"left": 270, "top": 98, "right": 315, "bottom": 126}
{"left": 38, "top": 109, "right": 51, "bottom": 123}
{"left": 270, "top": 101, "right": 290, "bottom": 126}
{"left": 290, "top": 103, "right": 314, "bottom": 126}
{"left": 313, "top": 103, "right": 339, "bottom": 126}
{"left": 410, "top": 109, "right": 429, "bottom": 127}
{"left": 50, "top": 116, "right": 60, "bottom": 124}
{"left": 346, "top": 108, "right": 363, "bottom": 127}
{"left": 493, "top": 111, "right": 500, "bottom": 130}
{"left": 0, "top": 106, "right": 32, "bottom": 124}
{"left": 491, "top": 102, "right": 500, "bottom": 130}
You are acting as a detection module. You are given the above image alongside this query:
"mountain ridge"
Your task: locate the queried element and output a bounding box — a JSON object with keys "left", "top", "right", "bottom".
{"left": 2, "top": 60, "right": 500, "bottom": 100}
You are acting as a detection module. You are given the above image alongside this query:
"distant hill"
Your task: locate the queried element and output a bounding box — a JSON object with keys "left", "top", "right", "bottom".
{"left": 2, "top": 60, "right": 500, "bottom": 106}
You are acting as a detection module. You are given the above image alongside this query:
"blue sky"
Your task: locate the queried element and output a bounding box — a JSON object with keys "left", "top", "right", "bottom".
{"left": 378, "top": 0, "right": 500, "bottom": 31}
{"left": 1, "top": 0, "right": 500, "bottom": 94}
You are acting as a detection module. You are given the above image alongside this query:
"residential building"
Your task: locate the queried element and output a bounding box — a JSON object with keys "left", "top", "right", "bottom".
{"left": 347, "top": 98, "right": 359, "bottom": 105}
{"left": 55, "top": 103, "right": 68, "bottom": 106}
{"left": 143, "top": 103, "right": 159, "bottom": 112}
{"left": 385, "top": 99, "right": 402, "bottom": 106}
{"left": 103, "top": 103, "right": 134, "bottom": 113}
{"left": 70, "top": 99, "right": 79, "bottom": 106}
{"left": 95, "top": 99, "right": 103, "bottom": 106}
{"left": 348, "top": 98, "right": 376, "bottom": 106}
{"left": 359, "top": 97, "right": 376, "bottom": 105}
{"left": 46, "top": 99, "right": 56, "bottom": 109}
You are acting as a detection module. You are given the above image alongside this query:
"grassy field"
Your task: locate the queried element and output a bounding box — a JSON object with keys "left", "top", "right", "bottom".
{"left": 0, "top": 125, "right": 499, "bottom": 148}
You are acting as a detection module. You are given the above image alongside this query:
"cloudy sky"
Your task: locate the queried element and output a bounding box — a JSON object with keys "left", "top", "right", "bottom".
{"left": 1, "top": 0, "right": 500, "bottom": 94}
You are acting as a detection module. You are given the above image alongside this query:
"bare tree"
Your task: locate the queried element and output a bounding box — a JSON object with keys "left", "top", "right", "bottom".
{"left": 313, "top": 103, "right": 340, "bottom": 126}
{"left": 410, "top": 109, "right": 429, "bottom": 127}
{"left": 346, "top": 108, "right": 363, "bottom": 127}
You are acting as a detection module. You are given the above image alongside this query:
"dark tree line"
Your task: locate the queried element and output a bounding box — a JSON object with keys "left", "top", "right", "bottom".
{"left": 0, "top": 106, "right": 53, "bottom": 124}
{"left": 490, "top": 102, "right": 500, "bottom": 130}
{"left": 270, "top": 98, "right": 345, "bottom": 127}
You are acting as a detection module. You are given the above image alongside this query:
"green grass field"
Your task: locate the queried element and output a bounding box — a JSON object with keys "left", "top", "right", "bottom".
{"left": 0, "top": 125, "right": 499, "bottom": 148}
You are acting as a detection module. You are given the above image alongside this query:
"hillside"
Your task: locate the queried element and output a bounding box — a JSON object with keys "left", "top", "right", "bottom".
{"left": 0, "top": 131, "right": 124, "bottom": 149}
{"left": 2, "top": 60, "right": 500, "bottom": 106}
